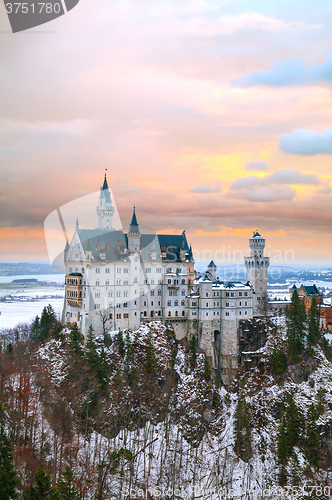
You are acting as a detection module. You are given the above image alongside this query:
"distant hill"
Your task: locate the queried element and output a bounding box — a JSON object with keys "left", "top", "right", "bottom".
{"left": 0, "top": 262, "right": 62, "bottom": 276}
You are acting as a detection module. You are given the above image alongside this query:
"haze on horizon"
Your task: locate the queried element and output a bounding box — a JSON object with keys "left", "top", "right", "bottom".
{"left": 1, "top": 0, "right": 332, "bottom": 265}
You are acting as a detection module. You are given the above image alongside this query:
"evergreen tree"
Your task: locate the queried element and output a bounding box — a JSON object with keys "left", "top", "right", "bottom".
{"left": 95, "top": 347, "right": 109, "bottom": 394}
{"left": 31, "top": 305, "right": 60, "bottom": 342}
{"left": 23, "top": 464, "right": 58, "bottom": 500}
{"left": 0, "top": 425, "right": 19, "bottom": 500}
{"left": 189, "top": 335, "right": 198, "bottom": 368}
{"left": 84, "top": 326, "right": 97, "bottom": 367}
{"left": 116, "top": 331, "right": 125, "bottom": 357}
{"left": 57, "top": 466, "right": 81, "bottom": 500}
{"left": 233, "top": 392, "right": 252, "bottom": 461}
{"left": 271, "top": 347, "right": 287, "bottom": 373}
{"left": 289, "top": 451, "right": 301, "bottom": 485}
{"left": 284, "top": 393, "right": 304, "bottom": 456}
{"left": 144, "top": 331, "right": 158, "bottom": 375}
{"left": 277, "top": 418, "right": 288, "bottom": 484}
{"left": 286, "top": 289, "right": 306, "bottom": 363}
{"left": 305, "top": 404, "right": 320, "bottom": 467}
{"left": 124, "top": 332, "right": 138, "bottom": 388}
{"left": 307, "top": 297, "right": 320, "bottom": 346}
{"left": 68, "top": 323, "right": 84, "bottom": 358}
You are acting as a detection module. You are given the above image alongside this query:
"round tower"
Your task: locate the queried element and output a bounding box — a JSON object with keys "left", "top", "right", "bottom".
{"left": 244, "top": 230, "right": 270, "bottom": 312}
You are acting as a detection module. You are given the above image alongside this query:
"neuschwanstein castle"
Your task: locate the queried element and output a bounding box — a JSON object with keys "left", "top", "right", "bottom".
{"left": 63, "top": 174, "right": 270, "bottom": 383}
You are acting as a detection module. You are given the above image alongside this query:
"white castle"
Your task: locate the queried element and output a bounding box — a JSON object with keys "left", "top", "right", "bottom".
{"left": 63, "top": 175, "right": 269, "bottom": 383}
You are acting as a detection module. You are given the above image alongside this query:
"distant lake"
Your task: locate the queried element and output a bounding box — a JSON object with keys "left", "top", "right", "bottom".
{"left": 0, "top": 274, "right": 65, "bottom": 329}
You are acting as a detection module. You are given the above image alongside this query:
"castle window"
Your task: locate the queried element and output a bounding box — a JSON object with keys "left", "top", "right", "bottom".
{"left": 95, "top": 292, "right": 100, "bottom": 298}
{"left": 144, "top": 301, "right": 147, "bottom": 306}
{"left": 116, "top": 291, "right": 121, "bottom": 297}
{"left": 124, "top": 280, "right": 129, "bottom": 286}
{"left": 231, "top": 292, "right": 234, "bottom": 297}
{"left": 109, "top": 313, "right": 113, "bottom": 319}
{"left": 225, "top": 292, "right": 229, "bottom": 297}
{"left": 124, "top": 268, "right": 129, "bottom": 273}
{"left": 156, "top": 268, "right": 162, "bottom": 273}
{"left": 95, "top": 304, "right": 101, "bottom": 309}
{"left": 144, "top": 279, "right": 148, "bottom": 285}
{"left": 168, "top": 279, "right": 171, "bottom": 284}
{"left": 151, "top": 279, "right": 154, "bottom": 285}
{"left": 245, "top": 301, "right": 248, "bottom": 306}
{"left": 245, "top": 311, "right": 247, "bottom": 315}
{"left": 144, "top": 311, "right": 147, "bottom": 317}
{"left": 134, "top": 277, "right": 138, "bottom": 283}
{"left": 217, "top": 302, "right": 219, "bottom": 306}
{"left": 96, "top": 280, "right": 100, "bottom": 286}
{"left": 124, "top": 313, "right": 129, "bottom": 318}
{"left": 134, "top": 300, "right": 137, "bottom": 305}
{"left": 181, "top": 300, "right": 185, "bottom": 306}
{"left": 175, "top": 300, "right": 178, "bottom": 306}
{"left": 123, "top": 303, "right": 128, "bottom": 308}
{"left": 181, "top": 290, "right": 185, "bottom": 296}
{"left": 117, "top": 268, "right": 121, "bottom": 273}
{"left": 192, "top": 301, "right": 197, "bottom": 306}
{"left": 167, "top": 268, "right": 172, "bottom": 273}
{"left": 175, "top": 311, "right": 178, "bottom": 317}
{"left": 158, "top": 311, "right": 161, "bottom": 316}
{"left": 257, "top": 296, "right": 260, "bottom": 300}
{"left": 168, "top": 311, "right": 171, "bottom": 317}
{"left": 117, "top": 279, "right": 121, "bottom": 285}
{"left": 206, "top": 303, "right": 208, "bottom": 307}
{"left": 151, "top": 290, "right": 154, "bottom": 296}
{"left": 105, "top": 268, "right": 110, "bottom": 273}
{"left": 158, "top": 290, "right": 161, "bottom": 295}
{"left": 226, "top": 302, "right": 229, "bottom": 307}
{"left": 146, "top": 268, "right": 151, "bottom": 273}
{"left": 109, "top": 291, "right": 113, "bottom": 298}
{"left": 116, "top": 313, "right": 121, "bottom": 319}
{"left": 96, "top": 245, "right": 100, "bottom": 251}
{"left": 106, "top": 245, "right": 110, "bottom": 250}
{"left": 239, "top": 301, "right": 242, "bottom": 306}
{"left": 226, "top": 312, "right": 229, "bottom": 316}
{"left": 151, "top": 301, "right": 154, "bottom": 306}
{"left": 182, "top": 279, "right": 185, "bottom": 285}
{"left": 116, "top": 303, "right": 121, "bottom": 308}
{"left": 81, "top": 268, "right": 84, "bottom": 272}
{"left": 158, "top": 301, "right": 161, "bottom": 306}
{"left": 124, "top": 290, "right": 128, "bottom": 297}
{"left": 109, "top": 302, "right": 113, "bottom": 307}
{"left": 239, "top": 292, "right": 242, "bottom": 296}
{"left": 206, "top": 293, "right": 208, "bottom": 297}
{"left": 182, "top": 311, "right": 185, "bottom": 316}
{"left": 105, "top": 280, "right": 110, "bottom": 286}
{"left": 239, "top": 311, "right": 242, "bottom": 315}
{"left": 206, "top": 312, "right": 208, "bottom": 316}
{"left": 96, "top": 268, "right": 100, "bottom": 274}
{"left": 244, "top": 292, "right": 248, "bottom": 296}
{"left": 69, "top": 267, "right": 72, "bottom": 272}
{"left": 168, "top": 300, "right": 171, "bottom": 306}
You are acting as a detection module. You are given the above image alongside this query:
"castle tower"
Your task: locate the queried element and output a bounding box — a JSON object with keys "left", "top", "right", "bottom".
{"left": 127, "top": 206, "right": 141, "bottom": 253}
{"left": 207, "top": 260, "right": 217, "bottom": 280}
{"left": 96, "top": 173, "right": 114, "bottom": 230}
{"left": 244, "top": 230, "right": 270, "bottom": 312}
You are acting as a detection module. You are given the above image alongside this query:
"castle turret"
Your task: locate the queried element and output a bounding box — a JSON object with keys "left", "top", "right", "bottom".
{"left": 96, "top": 173, "right": 114, "bottom": 230}
{"left": 207, "top": 260, "right": 217, "bottom": 280}
{"left": 127, "top": 206, "right": 141, "bottom": 253}
{"left": 244, "top": 230, "right": 270, "bottom": 312}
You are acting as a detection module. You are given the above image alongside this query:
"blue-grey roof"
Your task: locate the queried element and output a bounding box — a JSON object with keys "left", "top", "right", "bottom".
{"left": 208, "top": 260, "right": 217, "bottom": 268}
{"left": 129, "top": 207, "right": 140, "bottom": 234}
{"left": 100, "top": 174, "right": 112, "bottom": 203}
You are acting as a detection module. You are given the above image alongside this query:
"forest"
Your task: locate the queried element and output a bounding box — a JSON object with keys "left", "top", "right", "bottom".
{"left": 1, "top": 290, "right": 332, "bottom": 499}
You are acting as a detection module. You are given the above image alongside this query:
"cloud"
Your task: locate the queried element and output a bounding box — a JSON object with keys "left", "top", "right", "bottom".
{"left": 317, "top": 185, "right": 332, "bottom": 195}
{"left": 235, "top": 53, "right": 332, "bottom": 87}
{"left": 245, "top": 161, "right": 268, "bottom": 172}
{"left": 279, "top": 128, "right": 332, "bottom": 155}
{"left": 189, "top": 180, "right": 221, "bottom": 193}
{"left": 230, "top": 169, "right": 321, "bottom": 202}
{"left": 244, "top": 185, "right": 295, "bottom": 203}
{"left": 122, "top": 186, "right": 140, "bottom": 194}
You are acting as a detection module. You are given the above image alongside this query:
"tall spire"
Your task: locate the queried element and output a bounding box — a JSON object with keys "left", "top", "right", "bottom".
{"left": 129, "top": 206, "right": 139, "bottom": 234}
{"left": 96, "top": 171, "right": 114, "bottom": 230}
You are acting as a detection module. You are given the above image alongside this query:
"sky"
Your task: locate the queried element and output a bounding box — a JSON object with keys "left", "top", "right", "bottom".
{"left": 1, "top": 0, "right": 332, "bottom": 265}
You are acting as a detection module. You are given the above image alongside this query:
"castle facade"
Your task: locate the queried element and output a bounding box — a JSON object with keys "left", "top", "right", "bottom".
{"left": 63, "top": 175, "right": 270, "bottom": 383}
